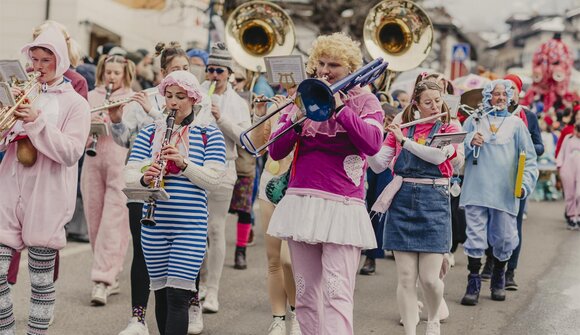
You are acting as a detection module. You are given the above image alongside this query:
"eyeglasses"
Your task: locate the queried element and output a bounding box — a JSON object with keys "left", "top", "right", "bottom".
{"left": 206, "top": 67, "right": 226, "bottom": 74}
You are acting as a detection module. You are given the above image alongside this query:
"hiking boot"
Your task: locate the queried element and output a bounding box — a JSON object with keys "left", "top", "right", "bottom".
{"left": 505, "top": 270, "right": 519, "bottom": 291}
{"left": 359, "top": 257, "right": 376, "bottom": 275}
{"left": 461, "top": 273, "right": 481, "bottom": 306}
{"left": 480, "top": 257, "right": 493, "bottom": 281}
{"left": 491, "top": 268, "right": 506, "bottom": 301}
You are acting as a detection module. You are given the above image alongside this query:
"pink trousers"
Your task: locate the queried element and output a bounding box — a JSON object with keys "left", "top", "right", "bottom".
{"left": 288, "top": 240, "right": 361, "bottom": 335}
{"left": 80, "top": 136, "right": 129, "bottom": 285}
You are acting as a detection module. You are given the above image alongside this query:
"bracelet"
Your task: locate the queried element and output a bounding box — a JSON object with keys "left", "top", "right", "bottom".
{"left": 139, "top": 175, "right": 148, "bottom": 187}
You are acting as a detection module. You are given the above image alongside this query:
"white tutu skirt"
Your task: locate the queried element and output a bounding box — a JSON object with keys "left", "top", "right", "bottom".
{"left": 267, "top": 194, "right": 378, "bottom": 249}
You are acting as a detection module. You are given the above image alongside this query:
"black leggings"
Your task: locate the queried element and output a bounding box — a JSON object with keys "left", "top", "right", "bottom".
{"left": 128, "top": 202, "right": 150, "bottom": 308}
{"left": 154, "top": 288, "right": 193, "bottom": 335}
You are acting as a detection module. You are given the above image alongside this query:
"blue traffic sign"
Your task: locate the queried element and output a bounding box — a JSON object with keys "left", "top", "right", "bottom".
{"left": 452, "top": 43, "right": 470, "bottom": 62}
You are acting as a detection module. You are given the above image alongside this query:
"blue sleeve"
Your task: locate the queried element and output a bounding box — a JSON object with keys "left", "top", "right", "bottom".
{"left": 463, "top": 116, "right": 476, "bottom": 158}
{"left": 525, "top": 111, "right": 544, "bottom": 157}
{"left": 204, "top": 126, "right": 226, "bottom": 165}
{"left": 128, "top": 125, "right": 154, "bottom": 162}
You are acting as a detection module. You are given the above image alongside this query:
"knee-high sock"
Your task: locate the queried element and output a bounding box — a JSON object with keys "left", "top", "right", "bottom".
{"left": 0, "top": 245, "right": 15, "bottom": 334}
{"left": 236, "top": 211, "right": 252, "bottom": 248}
{"left": 27, "top": 247, "right": 57, "bottom": 335}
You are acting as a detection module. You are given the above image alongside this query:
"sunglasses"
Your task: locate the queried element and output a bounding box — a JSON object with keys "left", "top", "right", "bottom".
{"left": 206, "top": 67, "right": 226, "bottom": 74}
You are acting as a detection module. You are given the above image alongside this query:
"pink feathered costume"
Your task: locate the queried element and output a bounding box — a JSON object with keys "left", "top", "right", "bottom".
{"left": 81, "top": 86, "right": 133, "bottom": 285}
{"left": 0, "top": 27, "right": 90, "bottom": 251}
{"left": 557, "top": 134, "right": 580, "bottom": 221}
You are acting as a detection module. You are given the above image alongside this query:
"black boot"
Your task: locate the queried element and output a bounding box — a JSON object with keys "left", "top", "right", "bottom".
{"left": 461, "top": 273, "right": 481, "bottom": 306}
{"left": 480, "top": 257, "right": 493, "bottom": 281}
{"left": 234, "top": 247, "right": 247, "bottom": 270}
{"left": 359, "top": 257, "right": 376, "bottom": 275}
{"left": 505, "top": 269, "right": 518, "bottom": 291}
{"left": 491, "top": 266, "right": 506, "bottom": 301}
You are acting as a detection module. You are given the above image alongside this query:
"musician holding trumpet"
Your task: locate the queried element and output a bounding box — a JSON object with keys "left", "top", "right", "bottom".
{"left": 81, "top": 54, "right": 136, "bottom": 306}
{"left": 0, "top": 26, "right": 90, "bottom": 334}
{"left": 124, "top": 70, "right": 226, "bottom": 335}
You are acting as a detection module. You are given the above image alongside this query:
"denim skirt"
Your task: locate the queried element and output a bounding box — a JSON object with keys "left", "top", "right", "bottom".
{"left": 383, "top": 182, "right": 451, "bottom": 253}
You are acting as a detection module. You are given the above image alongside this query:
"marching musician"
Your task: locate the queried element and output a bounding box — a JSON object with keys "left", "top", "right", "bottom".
{"left": 109, "top": 42, "right": 212, "bottom": 335}
{"left": 266, "top": 32, "right": 384, "bottom": 335}
{"left": 124, "top": 70, "right": 226, "bottom": 335}
{"left": 368, "top": 79, "right": 461, "bottom": 335}
{"left": 460, "top": 79, "right": 538, "bottom": 306}
{"left": 198, "top": 42, "right": 251, "bottom": 314}
{"left": 0, "top": 25, "right": 90, "bottom": 334}
{"left": 478, "top": 74, "right": 544, "bottom": 291}
{"left": 81, "top": 54, "right": 136, "bottom": 306}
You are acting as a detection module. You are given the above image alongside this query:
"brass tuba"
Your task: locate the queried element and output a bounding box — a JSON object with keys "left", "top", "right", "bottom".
{"left": 224, "top": 1, "right": 296, "bottom": 72}
{"left": 364, "top": 0, "right": 434, "bottom": 73}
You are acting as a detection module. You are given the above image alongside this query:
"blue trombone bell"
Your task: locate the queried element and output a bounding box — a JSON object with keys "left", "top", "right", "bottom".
{"left": 296, "top": 79, "right": 335, "bottom": 122}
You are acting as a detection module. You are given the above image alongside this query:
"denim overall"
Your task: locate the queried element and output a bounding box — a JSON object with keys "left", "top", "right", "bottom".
{"left": 383, "top": 122, "right": 452, "bottom": 253}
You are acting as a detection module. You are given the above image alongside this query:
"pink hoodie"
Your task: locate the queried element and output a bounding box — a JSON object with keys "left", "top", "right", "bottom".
{"left": 0, "top": 25, "right": 90, "bottom": 251}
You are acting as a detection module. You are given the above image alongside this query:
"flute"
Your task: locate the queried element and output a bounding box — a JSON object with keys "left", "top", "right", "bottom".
{"left": 90, "top": 89, "right": 157, "bottom": 113}
{"left": 399, "top": 112, "right": 447, "bottom": 129}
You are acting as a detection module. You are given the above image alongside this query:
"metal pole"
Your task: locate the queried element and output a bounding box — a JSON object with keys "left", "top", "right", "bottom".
{"left": 45, "top": 0, "right": 51, "bottom": 20}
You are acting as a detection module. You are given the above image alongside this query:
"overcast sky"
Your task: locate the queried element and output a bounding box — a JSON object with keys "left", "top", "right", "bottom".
{"left": 424, "top": 0, "right": 579, "bottom": 33}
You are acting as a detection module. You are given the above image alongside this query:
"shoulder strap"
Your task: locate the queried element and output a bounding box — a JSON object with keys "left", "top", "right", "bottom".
{"left": 201, "top": 128, "right": 208, "bottom": 147}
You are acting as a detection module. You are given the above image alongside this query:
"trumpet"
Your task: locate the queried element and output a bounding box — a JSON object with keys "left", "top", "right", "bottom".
{"left": 0, "top": 72, "right": 41, "bottom": 142}
{"left": 141, "top": 108, "right": 178, "bottom": 227}
{"left": 86, "top": 83, "right": 113, "bottom": 157}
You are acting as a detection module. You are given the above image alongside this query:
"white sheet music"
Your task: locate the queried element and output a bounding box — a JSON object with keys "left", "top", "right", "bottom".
{"left": 0, "top": 60, "right": 28, "bottom": 83}
{"left": 264, "top": 55, "right": 306, "bottom": 88}
{"left": 0, "top": 82, "right": 15, "bottom": 107}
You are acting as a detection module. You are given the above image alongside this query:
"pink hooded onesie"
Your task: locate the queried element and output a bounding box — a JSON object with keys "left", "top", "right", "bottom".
{"left": 557, "top": 134, "right": 580, "bottom": 221}
{"left": 0, "top": 26, "right": 91, "bottom": 251}
{"left": 81, "top": 85, "right": 133, "bottom": 285}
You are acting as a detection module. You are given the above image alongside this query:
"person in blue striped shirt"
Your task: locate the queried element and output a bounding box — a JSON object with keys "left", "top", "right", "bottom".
{"left": 124, "top": 70, "right": 226, "bottom": 335}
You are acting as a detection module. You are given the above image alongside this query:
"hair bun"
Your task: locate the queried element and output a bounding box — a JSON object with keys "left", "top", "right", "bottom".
{"left": 154, "top": 42, "right": 166, "bottom": 57}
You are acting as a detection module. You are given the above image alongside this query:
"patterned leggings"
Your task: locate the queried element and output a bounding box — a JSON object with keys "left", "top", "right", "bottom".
{"left": 0, "top": 244, "right": 57, "bottom": 335}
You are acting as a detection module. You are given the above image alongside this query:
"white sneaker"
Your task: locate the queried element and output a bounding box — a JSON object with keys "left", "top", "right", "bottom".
{"left": 91, "top": 283, "right": 107, "bottom": 306}
{"left": 188, "top": 305, "right": 204, "bottom": 334}
{"left": 202, "top": 293, "right": 218, "bottom": 313}
{"left": 198, "top": 285, "right": 207, "bottom": 300}
{"left": 287, "top": 310, "right": 301, "bottom": 335}
{"left": 426, "top": 320, "right": 440, "bottom": 335}
{"left": 267, "top": 318, "right": 286, "bottom": 335}
{"left": 118, "top": 317, "right": 149, "bottom": 335}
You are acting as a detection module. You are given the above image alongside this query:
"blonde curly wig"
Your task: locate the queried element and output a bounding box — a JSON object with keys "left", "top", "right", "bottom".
{"left": 305, "top": 33, "right": 363, "bottom": 76}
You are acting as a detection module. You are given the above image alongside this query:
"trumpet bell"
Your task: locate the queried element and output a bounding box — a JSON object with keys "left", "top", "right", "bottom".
{"left": 225, "top": 1, "right": 295, "bottom": 72}
{"left": 364, "top": 0, "right": 433, "bottom": 72}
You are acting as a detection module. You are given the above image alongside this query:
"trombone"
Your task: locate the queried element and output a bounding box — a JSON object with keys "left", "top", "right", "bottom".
{"left": 240, "top": 58, "right": 389, "bottom": 156}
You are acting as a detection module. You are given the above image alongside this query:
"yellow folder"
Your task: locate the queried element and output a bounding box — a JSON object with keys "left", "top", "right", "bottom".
{"left": 514, "top": 150, "right": 525, "bottom": 198}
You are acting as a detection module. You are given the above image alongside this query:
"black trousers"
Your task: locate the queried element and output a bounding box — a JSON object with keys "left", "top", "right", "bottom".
{"left": 154, "top": 287, "right": 193, "bottom": 335}
{"left": 128, "top": 202, "right": 150, "bottom": 308}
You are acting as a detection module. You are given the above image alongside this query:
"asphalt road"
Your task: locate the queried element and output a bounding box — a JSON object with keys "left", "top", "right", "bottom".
{"left": 9, "top": 200, "right": 580, "bottom": 335}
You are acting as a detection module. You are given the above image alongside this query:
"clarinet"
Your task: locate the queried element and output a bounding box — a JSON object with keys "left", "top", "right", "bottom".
{"left": 141, "top": 109, "right": 178, "bottom": 226}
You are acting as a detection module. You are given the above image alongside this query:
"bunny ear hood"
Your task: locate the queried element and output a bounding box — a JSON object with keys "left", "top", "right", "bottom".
{"left": 21, "top": 25, "right": 70, "bottom": 78}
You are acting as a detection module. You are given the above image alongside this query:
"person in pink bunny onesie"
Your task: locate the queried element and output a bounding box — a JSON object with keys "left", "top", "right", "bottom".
{"left": 557, "top": 122, "right": 580, "bottom": 229}
{"left": 80, "top": 54, "right": 136, "bottom": 306}
{"left": 0, "top": 25, "right": 90, "bottom": 334}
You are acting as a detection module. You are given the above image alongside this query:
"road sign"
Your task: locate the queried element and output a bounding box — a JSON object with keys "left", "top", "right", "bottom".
{"left": 452, "top": 43, "right": 470, "bottom": 62}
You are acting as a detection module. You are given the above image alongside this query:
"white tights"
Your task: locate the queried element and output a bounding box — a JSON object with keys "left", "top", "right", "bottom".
{"left": 394, "top": 251, "right": 444, "bottom": 335}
